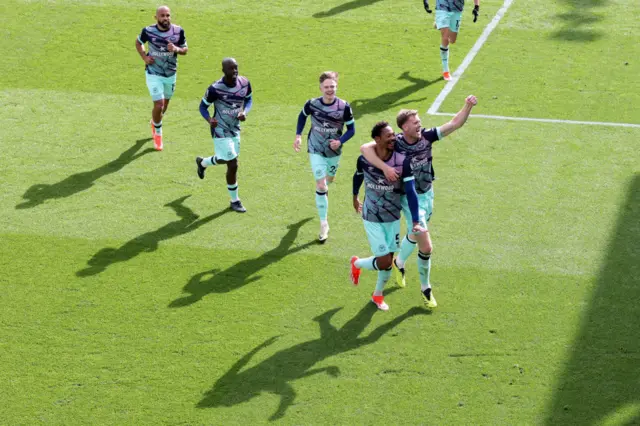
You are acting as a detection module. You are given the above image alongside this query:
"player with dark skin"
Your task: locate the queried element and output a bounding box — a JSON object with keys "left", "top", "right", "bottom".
{"left": 207, "top": 58, "right": 246, "bottom": 186}
{"left": 352, "top": 125, "right": 426, "bottom": 271}
{"left": 134, "top": 6, "right": 188, "bottom": 127}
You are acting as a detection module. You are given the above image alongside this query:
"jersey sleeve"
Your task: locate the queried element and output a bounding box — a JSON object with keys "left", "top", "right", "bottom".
{"left": 301, "top": 100, "right": 312, "bottom": 116}
{"left": 353, "top": 156, "right": 366, "bottom": 195}
{"left": 356, "top": 155, "right": 365, "bottom": 174}
{"left": 421, "top": 127, "right": 442, "bottom": 142}
{"left": 138, "top": 27, "right": 149, "bottom": 44}
{"left": 178, "top": 28, "right": 187, "bottom": 47}
{"left": 202, "top": 85, "right": 217, "bottom": 105}
{"left": 245, "top": 81, "right": 253, "bottom": 100}
{"left": 401, "top": 156, "right": 415, "bottom": 182}
{"left": 343, "top": 102, "right": 355, "bottom": 125}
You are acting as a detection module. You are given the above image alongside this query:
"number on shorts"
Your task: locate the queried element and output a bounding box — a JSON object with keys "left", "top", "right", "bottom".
{"left": 329, "top": 165, "right": 337, "bottom": 175}
{"left": 395, "top": 234, "right": 400, "bottom": 246}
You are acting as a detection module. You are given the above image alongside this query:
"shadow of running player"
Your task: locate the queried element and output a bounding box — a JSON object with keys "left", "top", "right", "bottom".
{"left": 313, "top": 0, "right": 384, "bottom": 18}
{"left": 350, "top": 71, "right": 442, "bottom": 120}
{"left": 169, "top": 218, "right": 317, "bottom": 307}
{"left": 77, "top": 195, "right": 229, "bottom": 277}
{"left": 16, "top": 138, "right": 155, "bottom": 209}
{"left": 552, "top": 0, "right": 607, "bottom": 42}
{"left": 197, "top": 294, "right": 429, "bottom": 421}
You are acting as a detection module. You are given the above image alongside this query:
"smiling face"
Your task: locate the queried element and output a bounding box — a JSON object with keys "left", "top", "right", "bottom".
{"left": 401, "top": 114, "right": 422, "bottom": 140}
{"left": 320, "top": 78, "right": 337, "bottom": 102}
{"left": 376, "top": 125, "right": 396, "bottom": 151}
{"left": 155, "top": 6, "right": 171, "bottom": 30}
{"left": 396, "top": 109, "right": 422, "bottom": 142}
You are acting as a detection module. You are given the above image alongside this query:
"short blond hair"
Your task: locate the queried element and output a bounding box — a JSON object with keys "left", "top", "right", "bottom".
{"left": 396, "top": 109, "right": 419, "bottom": 129}
{"left": 319, "top": 71, "right": 339, "bottom": 84}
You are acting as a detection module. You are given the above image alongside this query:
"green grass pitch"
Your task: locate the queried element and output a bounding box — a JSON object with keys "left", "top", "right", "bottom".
{"left": 2, "top": 0, "right": 639, "bottom": 424}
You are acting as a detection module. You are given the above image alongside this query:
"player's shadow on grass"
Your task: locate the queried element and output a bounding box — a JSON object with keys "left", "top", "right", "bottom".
{"left": 169, "top": 218, "right": 317, "bottom": 307}
{"left": 313, "top": 0, "right": 384, "bottom": 18}
{"left": 77, "top": 196, "right": 229, "bottom": 277}
{"left": 16, "top": 138, "right": 155, "bottom": 209}
{"left": 350, "top": 72, "right": 442, "bottom": 120}
{"left": 545, "top": 174, "right": 640, "bottom": 425}
{"left": 198, "top": 292, "right": 429, "bottom": 421}
{"left": 551, "top": 0, "right": 606, "bottom": 42}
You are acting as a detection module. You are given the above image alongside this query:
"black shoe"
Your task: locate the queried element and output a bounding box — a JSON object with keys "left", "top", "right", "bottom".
{"left": 196, "top": 157, "right": 206, "bottom": 179}
{"left": 230, "top": 200, "right": 246, "bottom": 213}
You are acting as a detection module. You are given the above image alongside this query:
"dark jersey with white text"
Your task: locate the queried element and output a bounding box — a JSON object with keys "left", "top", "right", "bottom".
{"left": 138, "top": 24, "right": 187, "bottom": 77}
{"left": 356, "top": 153, "right": 415, "bottom": 223}
{"left": 394, "top": 127, "right": 441, "bottom": 194}
{"left": 301, "top": 97, "right": 354, "bottom": 158}
{"left": 202, "top": 77, "right": 252, "bottom": 138}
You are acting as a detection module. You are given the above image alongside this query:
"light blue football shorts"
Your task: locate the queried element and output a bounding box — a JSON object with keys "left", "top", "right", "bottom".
{"left": 213, "top": 136, "right": 241, "bottom": 161}
{"left": 309, "top": 153, "right": 341, "bottom": 180}
{"left": 363, "top": 220, "right": 401, "bottom": 257}
{"left": 145, "top": 72, "right": 177, "bottom": 101}
{"left": 401, "top": 188, "right": 434, "bottom": 235}
{"left": 436, "top": 10, "right": 463, "bottom": 32}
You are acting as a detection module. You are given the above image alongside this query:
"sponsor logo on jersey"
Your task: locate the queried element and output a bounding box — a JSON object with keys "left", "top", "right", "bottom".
{"left": 314, "top": 122, "right": 338, "bottom": 133}
{"left": 366, "top": 182, "right": 395, "bottom": 191}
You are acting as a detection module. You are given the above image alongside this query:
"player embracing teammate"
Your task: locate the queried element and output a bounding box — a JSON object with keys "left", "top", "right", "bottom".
{"left": 360, "top": 96, "right": 477, "bottom": 308}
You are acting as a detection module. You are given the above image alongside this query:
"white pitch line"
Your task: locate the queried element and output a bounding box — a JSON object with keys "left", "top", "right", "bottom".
{"left": 430, "top": 112, "right": 640, "bottom": 128}
{"left": 427, "top": 0, "right": 515, "bottom": 115}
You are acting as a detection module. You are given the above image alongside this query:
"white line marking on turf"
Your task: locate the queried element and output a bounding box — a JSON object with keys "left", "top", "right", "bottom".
{"left": 430, "top": 112, "right": 640, "bottom": 128}
{"left": 427, "top": 0, "right": 515, "bottom": 115}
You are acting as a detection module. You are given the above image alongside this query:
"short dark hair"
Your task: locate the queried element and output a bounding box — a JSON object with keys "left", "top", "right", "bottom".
{"left": 222, "top": 57, "right": 237, "bottom": 67}
{"left": 319, "top": 71, "right": 339, "bottom": 84}
{"left": 396, "top": 109, "right": 418, "bottom": 129}
{"left": 371, "top": 121, "right": 390, "bottom": 139}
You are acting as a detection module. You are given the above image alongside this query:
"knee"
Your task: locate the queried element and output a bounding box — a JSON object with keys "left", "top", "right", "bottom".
{"left": 227, "top": 159, "right": 238, "bottom": 170}
{"left": 153, "top": 100, "right": 164, "bottom": 110}
{"left": 420, "top": 243, "right": 433, "bottom": 255}
{"left": 449, "top": 35, "right": 457, "bottom": 44}
{"left": 376, "top": 254, "right": 393, "bottom": 271}
{"left": 417, "top": 235, "right": 433, "bottom": 254}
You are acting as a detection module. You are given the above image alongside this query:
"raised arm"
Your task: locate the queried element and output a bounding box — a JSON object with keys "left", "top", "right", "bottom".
{"left": 438, "top": 95, "right": 477, "bottom": 137}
